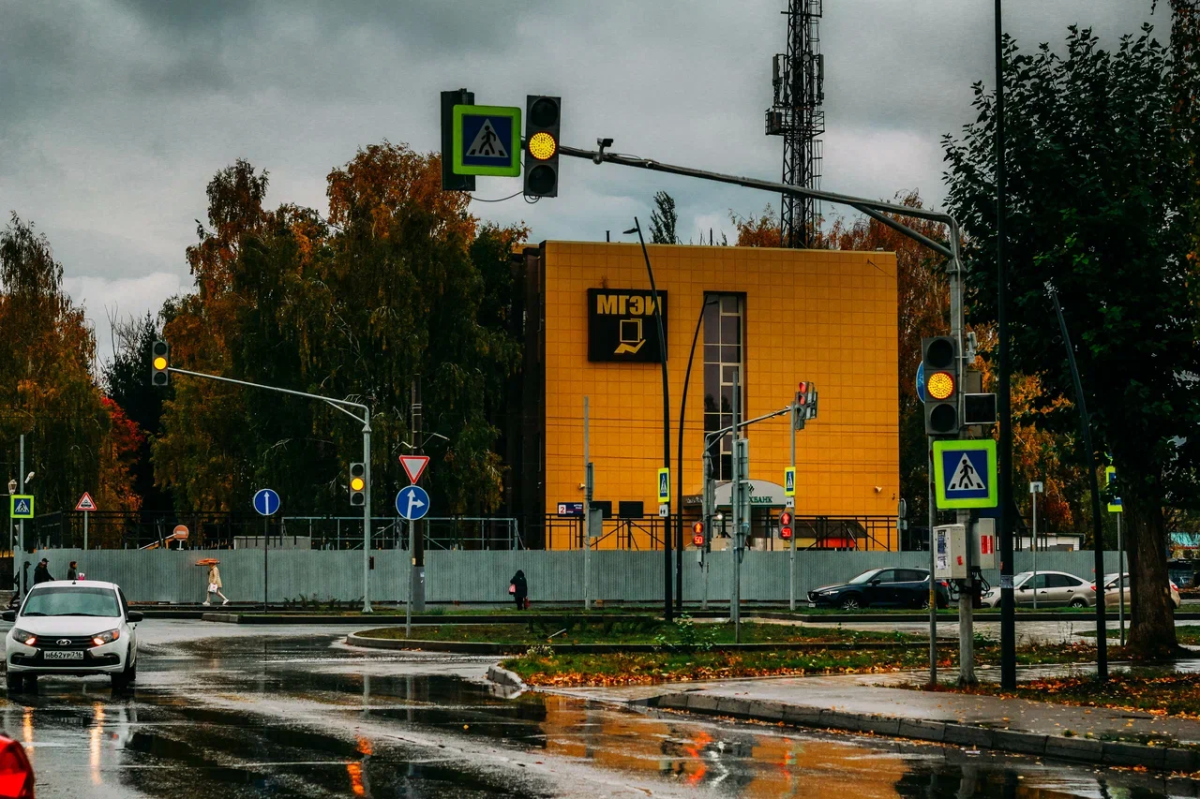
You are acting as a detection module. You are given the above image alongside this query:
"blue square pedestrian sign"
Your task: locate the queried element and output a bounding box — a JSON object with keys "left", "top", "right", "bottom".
{"left": 452, "top": 105, "right": 521, "bottom": 177}
{"left": 933, "top": 440, "right": 997, "bottom": 510}
{"left": 1106, "top": 466, "right": 1122, "bottom": 513}
{"left": 10, "top": 495, "right": 33, "bottom": 519}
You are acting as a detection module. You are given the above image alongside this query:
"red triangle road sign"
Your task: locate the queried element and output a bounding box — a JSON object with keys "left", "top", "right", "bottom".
{"left": 75, "top": 492, "right": 98, "bottom": 512}
{"left": 399, "top": 455, "right": 430, "bottom": 484}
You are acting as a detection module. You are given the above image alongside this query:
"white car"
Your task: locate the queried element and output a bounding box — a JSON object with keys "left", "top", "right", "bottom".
{"left": 4, "top": 580, "right": 141, "bottom": 691}
{"left": 980, "top": 570, "right": 1096, "bottom": 608}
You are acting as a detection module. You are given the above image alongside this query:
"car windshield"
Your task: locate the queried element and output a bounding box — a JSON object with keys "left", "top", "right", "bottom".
{"left": 847, "top": 570, "right": 881, "bottom": 585}
{"left": 20, "top": 587, "right": 120, "bottom": 618}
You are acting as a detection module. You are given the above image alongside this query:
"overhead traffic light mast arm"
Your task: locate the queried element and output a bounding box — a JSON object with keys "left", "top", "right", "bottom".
{"left": 167, "top": 367, "right": 369, "bottom": 427}
{"left": 557, "top": 143, "right": 957, "bottom": 260}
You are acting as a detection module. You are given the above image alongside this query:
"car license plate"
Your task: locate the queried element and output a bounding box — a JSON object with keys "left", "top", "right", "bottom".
{"left": 43, "top": 650, "right": 83, "bottom": 661}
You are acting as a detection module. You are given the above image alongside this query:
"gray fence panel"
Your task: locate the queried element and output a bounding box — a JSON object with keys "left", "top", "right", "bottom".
{"left": 28, "top": 548, "right": 1131, "bottom": 605}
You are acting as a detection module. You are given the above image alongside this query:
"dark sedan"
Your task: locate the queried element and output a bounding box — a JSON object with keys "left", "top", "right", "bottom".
{"left": 807, "top": 567, "right": 950, "bottom": 610}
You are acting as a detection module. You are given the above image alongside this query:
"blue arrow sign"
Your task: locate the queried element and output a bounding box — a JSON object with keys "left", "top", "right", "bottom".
{"left": 916, "top": 363, "right": 927, "bottom": 403}
{"left": 396, "top": 485, "right": 430, "bottom": 521}
{"left": 253, "top": 488, "right": 281, "bottom": 516}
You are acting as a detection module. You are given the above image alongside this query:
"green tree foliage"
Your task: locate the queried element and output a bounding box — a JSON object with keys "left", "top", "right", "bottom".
{"left": 649, "top": 191, "right": 679, "bottom": 244}
{"left": 0, "top": 214, "right": 139, "bottom": 517}
{"left": 943, "top": 25, "right": 1200, "bottom": 657}
{"left": 153, "top": 145, "right": 525, "bottom": 518}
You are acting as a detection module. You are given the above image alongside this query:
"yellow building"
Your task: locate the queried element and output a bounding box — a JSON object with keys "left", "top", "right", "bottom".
{"left": 517, "top": 241, "right": 899, "bottom": 551}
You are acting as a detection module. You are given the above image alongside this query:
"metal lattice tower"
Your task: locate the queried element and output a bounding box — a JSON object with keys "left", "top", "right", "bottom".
{"left": 765, "top": 0, "right": 825, "bottom": 248}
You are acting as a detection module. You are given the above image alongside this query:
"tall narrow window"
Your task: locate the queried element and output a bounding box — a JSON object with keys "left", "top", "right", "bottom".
{"left": 703, "top": 294, "right": 744, "bottom": 481}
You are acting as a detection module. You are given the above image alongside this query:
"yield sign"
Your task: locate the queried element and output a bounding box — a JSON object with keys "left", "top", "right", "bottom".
{"left": 399, "top": 454, "right": 430, "bottom": 484}
{"left": 75, "top": 492, "right": 98, "bottom": 512}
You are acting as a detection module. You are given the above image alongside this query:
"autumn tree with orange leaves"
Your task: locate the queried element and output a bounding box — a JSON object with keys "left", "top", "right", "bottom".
{"left": 153, "top": 144, "right": 526, "bottom": 518}
{"left": 0, "top": 214, "right": 140, "bottom": 526}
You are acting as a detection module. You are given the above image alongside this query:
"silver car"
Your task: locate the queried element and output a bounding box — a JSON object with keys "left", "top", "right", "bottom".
{"left": 981, "top": 570, "right": 1096, "bottom": 608}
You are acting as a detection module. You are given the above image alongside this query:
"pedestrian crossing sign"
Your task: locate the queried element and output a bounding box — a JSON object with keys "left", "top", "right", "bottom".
{"left": 933, "top": 440, "right": 997, "bottom": 509}
{"left": 452, "top": 105, "right": 521, "bottom": 177}
{"left": 784, "top": 467, "right": 796, "bottom": 497}
{"left": 657, "top": 468, "right": 670, "bottom": 504}
{"left": 10, "top": 495, "right": 33, "bottom": 519}
{"left": 1106, "top": 466, "right": 1122, "bottom": 513}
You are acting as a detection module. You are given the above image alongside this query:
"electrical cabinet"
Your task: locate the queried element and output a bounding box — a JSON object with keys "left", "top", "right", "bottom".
{"left": 934, "top": 524, "right": 968, "bottom": 580}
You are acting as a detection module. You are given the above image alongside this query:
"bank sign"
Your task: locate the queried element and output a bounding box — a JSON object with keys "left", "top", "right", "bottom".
{"left": 588, "top": 289, "right": 668, "bottom": 363}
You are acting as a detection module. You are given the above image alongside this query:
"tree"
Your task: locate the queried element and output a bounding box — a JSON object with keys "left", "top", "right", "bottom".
{"left": 649, "top": 191, "right": 679, "bottom": 244}
{"left": 943, "top": 25, "right": 1200, "bottom": 658}
{"left": 731, "top": 205, "right": 783, "bottom": 247}
{"left": 0, "top": 213, "right": 137, "bottom": 517}
{"left": 152, "top": 145, "right": 526, "bottom": 521}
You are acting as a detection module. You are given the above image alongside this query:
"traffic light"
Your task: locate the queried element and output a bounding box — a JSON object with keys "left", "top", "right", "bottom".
{"left": 779, "top": 510, "right": 794, "bottom": 540}
{"left": 921, "top": 336, "right": 959, "bottom": 435}
{"left": 692, "top": 521, "right": 705, "bottom": 548}
{"left": 524, "top": 95, "right": 560, "bottom": 198}
{"left": 151, "top": 341, "right": 169, "bottom": 387}
{"left": 794, "top": 381, "right": 817, "bottom": 429}
{"left": 349, "top": 462, "right": 366, "bottom": 506}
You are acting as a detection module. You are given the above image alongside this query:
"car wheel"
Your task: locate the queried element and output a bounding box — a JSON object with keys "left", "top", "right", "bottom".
{"left": 839, "top": 595, "right": 863, "bottom": 611}
{"left": 5, "top": 672, "right": 21, "bottom": 692}
{"left": 1069, "top": 597, "right": 1088, "bottom": 608}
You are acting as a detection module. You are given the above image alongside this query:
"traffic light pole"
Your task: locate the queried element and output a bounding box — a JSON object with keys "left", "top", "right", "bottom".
{"left": 789, "top": 408, "right": 797, "bottom": 611}
{"left": 166, "top": 366, "right": 375, "bottom": 613}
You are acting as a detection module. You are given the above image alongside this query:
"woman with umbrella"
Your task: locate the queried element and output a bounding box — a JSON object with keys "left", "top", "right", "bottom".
{"left": 197, "top": 559, "right": 228, "bottom": 606}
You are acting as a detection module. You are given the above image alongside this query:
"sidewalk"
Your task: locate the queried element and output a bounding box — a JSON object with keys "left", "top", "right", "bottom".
{"left": 546, "top": 666, "right": 1200, "bottom": 772}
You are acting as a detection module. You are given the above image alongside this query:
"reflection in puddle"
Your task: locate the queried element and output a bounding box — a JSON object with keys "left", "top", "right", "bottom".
{"left": 6, "top": 633, "right": 1196, "bottom": 799}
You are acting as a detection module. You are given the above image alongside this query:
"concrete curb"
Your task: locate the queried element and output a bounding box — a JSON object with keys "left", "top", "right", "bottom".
{"left": 486, "top": 664, "right": 527, "bottom": 692}
{"left": 649, "top": 691, "right": 1198, "bottom": 772}
{"left": 343, "top": 631, "right": 913, "bottom": 655}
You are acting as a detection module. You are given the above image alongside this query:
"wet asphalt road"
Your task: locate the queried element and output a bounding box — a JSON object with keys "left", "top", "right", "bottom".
{"left": 2, "top": 620, "right": 1199, "bottom": 798}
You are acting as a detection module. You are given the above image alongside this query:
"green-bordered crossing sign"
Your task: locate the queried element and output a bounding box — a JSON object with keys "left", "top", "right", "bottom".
{"left": 452, "top": 105, "right": 521, "bottom": 177}
{"left": 933, "top": 440, "right": 998, "bottom": 510}
{"left": 10, "top": 495, "right": 33, "bottom": 519}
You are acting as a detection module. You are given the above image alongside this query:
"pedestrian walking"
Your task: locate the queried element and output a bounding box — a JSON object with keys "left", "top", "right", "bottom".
{"left": 67, "top": 561, "right": 78, "bottom": 580}
{"left": 32, "top": 558, "right": 53, "bottom": 585}
{"left": 509, "top": 570, "right": 528, "bottom": 611}
{"left": 203, "top": 562, "right": 228, "bottom": 606}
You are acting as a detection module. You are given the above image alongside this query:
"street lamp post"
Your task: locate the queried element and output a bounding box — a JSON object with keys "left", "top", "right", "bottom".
{"left": 625, "top": 219, "right": 673, "bottom": 621}
{"left": 677, "top": 295, "right": 719, "bottom": 613}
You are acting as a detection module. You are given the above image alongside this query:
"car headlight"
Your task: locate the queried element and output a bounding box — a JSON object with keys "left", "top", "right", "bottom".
{"left": 11, "top": 629, "right": 36, "bottom": 647}
{"left": 818, "top": 590, "right": 838, "bottom": 596}
{"left": 91, "top": 629, "right": 121, "bottom": 647}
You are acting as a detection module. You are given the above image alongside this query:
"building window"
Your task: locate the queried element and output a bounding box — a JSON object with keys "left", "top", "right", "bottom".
{"left": 703, "top": 294, "right": 744, "bottom": 481}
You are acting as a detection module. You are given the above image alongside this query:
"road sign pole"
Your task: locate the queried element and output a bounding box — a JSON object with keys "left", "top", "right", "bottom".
{"left": 927, "top": 439, "right": 937, "bottom": 688}
{"left": 16, "top": 435, "right": 23, "bottom": 597}
{"left": 583, "top": 396, "right": 590, "bottom": 611}
{"left": 83, "top": 512, "right": 88, "bottom": 552}
{"left": 789, "top": 409, "right": 797, "bottom": 611}
{"left": 362, "top": 413, "right": 372, "bottom": 614}
{"left": 731, "top": 367, "right": 741, "bottom": 641}
{"left": 1118, "top": 511, "right": 1125, "bottom": 647}
{"left": 263, "top": 514, "right": 269, "bottom": 612}
{"left": 1032, "top": 487, "right": 1038, "bottom": 610}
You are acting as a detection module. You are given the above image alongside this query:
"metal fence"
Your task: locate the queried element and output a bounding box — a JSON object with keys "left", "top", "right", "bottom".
{"left": 18, "top": 547, "right": 1128, "bottom": 606}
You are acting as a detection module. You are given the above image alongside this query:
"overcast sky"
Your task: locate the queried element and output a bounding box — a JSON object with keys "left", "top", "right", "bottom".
{"left": 0, "top": 0, "right": 1159, "bottom": 361}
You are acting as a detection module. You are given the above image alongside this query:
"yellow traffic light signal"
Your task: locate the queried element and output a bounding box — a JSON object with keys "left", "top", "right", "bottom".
{"left": 151, "top": 341, "right": 170, "bottom": 387}
{"left": 349, "top": 463, "right": 366, "bottom": 506}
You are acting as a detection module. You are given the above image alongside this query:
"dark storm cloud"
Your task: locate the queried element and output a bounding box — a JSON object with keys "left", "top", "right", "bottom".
{"left": 0, "top": 1, "right": 1164, "bottom": 357}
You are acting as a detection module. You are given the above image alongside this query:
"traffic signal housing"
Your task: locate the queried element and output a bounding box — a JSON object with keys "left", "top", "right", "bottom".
{"left": 151, "top": 341, "right": 170, "bottom": 387}
{"left": 524, "top": 95, "right": 560, "bottom": 198}
{"left": 921, "top": 336, "right": 959, "bottom": 435}
{"left": 779, "top": 510, "right": 794, "bottom": 540}
{"left": 349, "top": 463, "right": 366, "bottom": 507}
{"left": 692, "top": 521, "right": 705, "bottom": 548}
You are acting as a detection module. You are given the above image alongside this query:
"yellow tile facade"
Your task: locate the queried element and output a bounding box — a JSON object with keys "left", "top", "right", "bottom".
{"left": 539, "top": 241, "right": 899, "bottom": 550}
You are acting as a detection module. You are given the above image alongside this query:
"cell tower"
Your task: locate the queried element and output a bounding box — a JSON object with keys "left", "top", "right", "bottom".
{"left": 765, "top": 0, "right": 825, "bottom": 248}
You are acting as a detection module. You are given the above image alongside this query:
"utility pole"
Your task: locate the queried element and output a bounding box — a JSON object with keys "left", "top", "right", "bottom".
{"left": 16, "top": 435, "right": 24, "bottom": 597}
{"left": 1117, "top": 510, "right": 1125, "bottom": 646}
{"left": 995, "top": 0, "right": 1017, "bottom": 693}
{"left": 1031, "top": 481, "right": 1043, "bottom": 610}
{"left": 927, "top": 444, "right": 937, "bottom": 687}
{"left": 411, "top": 378, "right": 425, "bottom": 614}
